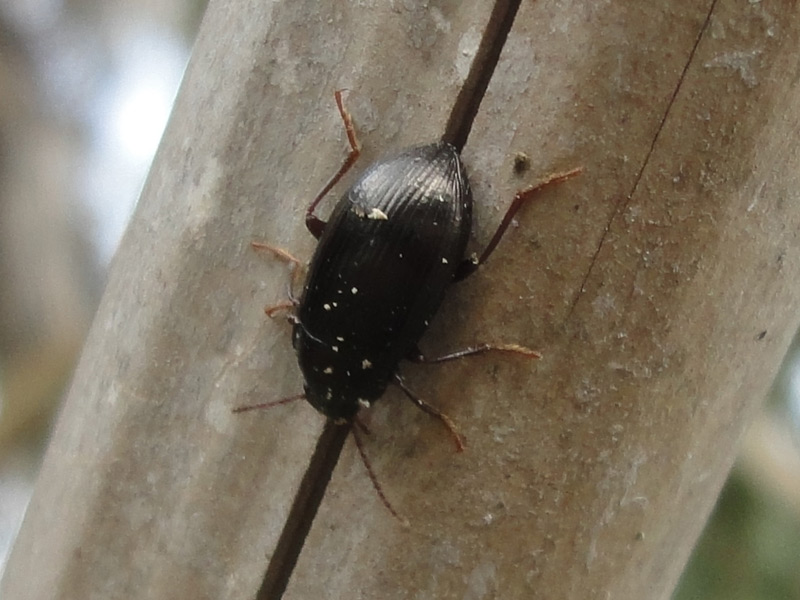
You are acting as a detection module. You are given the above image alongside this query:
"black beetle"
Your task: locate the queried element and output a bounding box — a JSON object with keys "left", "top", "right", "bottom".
{"left": 296, "top": 139, "right": 473, "bottom": 420}
{"left": 239, "top": 91, "right": 580, "bottom": 449}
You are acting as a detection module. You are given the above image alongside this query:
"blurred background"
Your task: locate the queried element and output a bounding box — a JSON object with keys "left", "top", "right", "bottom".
{"left": 0, "top": 1, "right": 798, "bottom": 597}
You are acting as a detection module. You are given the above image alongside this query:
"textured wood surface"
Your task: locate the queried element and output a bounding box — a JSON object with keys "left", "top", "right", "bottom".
{"left": 3, "top": 1, "right": 800, "bottom": 599}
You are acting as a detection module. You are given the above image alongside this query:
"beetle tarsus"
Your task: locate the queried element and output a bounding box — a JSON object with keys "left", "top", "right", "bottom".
{"left": 409, "top": 342, "right": 541, "bottom": 363}
{"left": 264, "top": 300, "right": 296, "bottom": 318}
{"left": 251, "top": 240, "right": 306, "bottom": 298}
{"left": 251, "top": 241, "right": 303, "bottom": 267}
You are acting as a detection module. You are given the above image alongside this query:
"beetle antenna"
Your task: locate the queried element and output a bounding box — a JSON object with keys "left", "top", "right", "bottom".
{"left": 232, "top": 393, "right": 306, "bottom": 414}
{"left": 351, "top": 422, "right": 409, "bottom": 527}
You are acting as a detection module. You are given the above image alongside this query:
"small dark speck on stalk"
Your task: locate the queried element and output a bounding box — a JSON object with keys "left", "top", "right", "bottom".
{"left": 513, "top": 152, "right": 530, "bottom": 175}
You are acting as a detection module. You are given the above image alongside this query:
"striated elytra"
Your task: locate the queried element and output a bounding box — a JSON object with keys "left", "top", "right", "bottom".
{"left": 295, "top": 141, "right": 472, "bottom": 420}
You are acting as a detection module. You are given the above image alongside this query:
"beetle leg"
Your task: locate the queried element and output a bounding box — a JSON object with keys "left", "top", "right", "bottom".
{"left": 263, "top": 281, "right": 301, "bottom": 318}
{"left": 353, "top": 415, "right": 372, "bottom": 436}
{"left": 232, "top": 392, "right": 306, "bottom": 413}
{"left": 263, "top": 300, "right": 297, "bottom": 318}
{"left": 351, "top": 424, "right": 408, "bottom": 525}
{"left": 305, "top": 90, "right": 362, "bottom": 239}
{"left": 251, "top": 240, "right": 303, "bottom": 266}
{"left": 251, "top": 241, "right": 305, "bottom": 309}
{"left": 408, "top": 343, "right": 541, "bottom": 363}
{"left": 393, "top": 374, "right": 465, "bottom": 452}
{"left": 454, "top": 166, "right": 582, "bottom": 281}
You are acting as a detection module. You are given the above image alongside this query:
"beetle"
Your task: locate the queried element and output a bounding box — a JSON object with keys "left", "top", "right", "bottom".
{"left": 296, "top": 138, "right": 481, "bottom": 425}
{"left": 239, "top": 91, "right": 580, "bottom": 450}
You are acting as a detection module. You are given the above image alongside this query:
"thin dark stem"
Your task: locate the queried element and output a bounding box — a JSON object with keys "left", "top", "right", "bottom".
{"left": 256, "top": 419, "right": 351, "bottom": 600}
{"left": 442, "top": 0, "right": 524, "bottom": 152}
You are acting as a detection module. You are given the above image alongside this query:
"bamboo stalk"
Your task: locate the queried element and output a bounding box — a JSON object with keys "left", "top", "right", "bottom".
{"left": 3, "top": 1, "right": 800, "bottom": 599}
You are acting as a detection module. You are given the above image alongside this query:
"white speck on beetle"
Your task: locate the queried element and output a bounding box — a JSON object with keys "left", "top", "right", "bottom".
{"left": 323, "top": 303, "right": 331, "bottom": 311}
{"left": 323, "top": 367, "right": 333, "bottom": 374}
{"left": 332, "top": 345, "right": 339, "bottom": 352}
{"left": 358, "top": 398, "right": 371, "bottom": 408}
{"left": 367, "top": 207, "right": 388, "bottom": 220}
{"left": 326, "top": 389, "right": 332, "bottom": 400}
{"left": 362, "top": 358, "right": 372, "bottom": 369}
{"left": 351, "top": 287, "right": 358, "bottom": 294}
{"left": 336, "top": 336, "right": 345, "bottom": 342}
{"left": 442, "top": 257, "right": 448, "bottom": 264}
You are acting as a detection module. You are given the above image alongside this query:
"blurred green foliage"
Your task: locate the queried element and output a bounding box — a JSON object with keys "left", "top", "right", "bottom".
{"left": 674, "top": 470, "right": 800, "bottom": 600}
{"left": 675, "top": 332, "right": 800, "bottom": 600}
